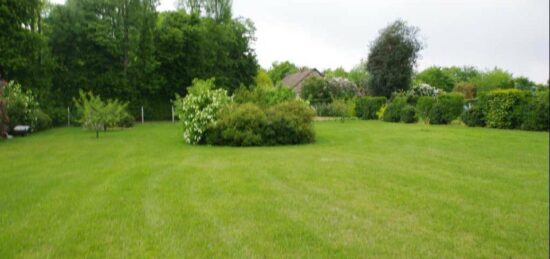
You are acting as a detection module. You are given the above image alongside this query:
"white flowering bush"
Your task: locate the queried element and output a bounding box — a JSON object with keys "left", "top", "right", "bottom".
{"left": 407, "top": 83, "right": 442, "bottom": 97}
{"left": 2, "top": 81, "right": 40, "bottom": 129}
{"left": 173, "top": 79, "right": 231, "bottom": 144}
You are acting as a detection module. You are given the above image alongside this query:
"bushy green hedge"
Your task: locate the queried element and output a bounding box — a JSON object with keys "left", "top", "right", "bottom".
{"left": 415, "top": 94, "right": 464, "bottom": 125}
{"left": 35, "top": 110, "right": 52, "bottom": 131}
{"left": 478, "top": 89, "right": 526, "bottom": 129}
{"left": 461, "top": 107, "right": 485, "bottom": 127}
{"left": 383, "top": 97, "right": 407, "bottom": 122}
{"left": 206, "top": 100, "right": 315, "bottom": 146}
{"left": 521, "top": 91, "right": 549, "bottom": 131}
{"left": 355, "top": 96, "right": 386, "bottom": 120}
{"left": 314, "top": 99, "right": 355, "bottom": 118}
{"left": 233, "top": 85, "right": 295, "bottom": 108}
{"left": 206, "top": 103, "right": 267, "bottom": 146}
{"left": 400, "top": 105, "right": 417, "bottom": 123}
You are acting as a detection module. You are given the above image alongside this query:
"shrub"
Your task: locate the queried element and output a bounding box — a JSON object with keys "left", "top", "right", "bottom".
{"left": 233, "top": 84, "right": 295, "bottom": 107}
{"left": 416, "top": 96, "right": 436, "bottom": 121}
{"left": 173, "top": 79, "right": 231, "bottom": 144}
{"left": 461, "top": 107, "right": 485, "bottom": 127}
{"left": 119, "top": 113, "right": 135, "bottom": 128}
{"left": 400, "top": 105, "right": 417, "bottom": 123}
{"left": 355, "top": 96, "right": 387, "bottom": 120}
{"left": 73, "top": 91, "right": 108, "bottom": 138}
{"left": 34, "top": 110, "right": 52, "bottom": 131}
{"left": 300, "top": 77, "right": 331, "bottom": 104}
{"left": 407, "top": 83, "right": 442, "bottom": 97}
{"left": 438, "top": 93, "right": 465, "bottom": 121}
{"left": 206, "top": 103, "right": 268, "bottom": 146}
{"left": 265, "top": 100, "right": 315, "bottom": 145}
{"left": 453, "top": 82, "right": 476, "bottom": 100}
{"left": 327, "top": 77, "right": 359, "bottom": 99}
{"left": 521, "top": 90, "right": 549, "bottom": 131}
{"left": 478, "top": 89, "right": 526, "bottom": 129}
{"left": 0, "top": 82, "right": 8, "bottom": 138}
{"left": 3, "top": 81, "right": 39, "bottom": 130}
{"left": 383, "top": 97, "right": 407, "bottom": 122}
{"left": 428, "top": 103, "right": 449, "bottom": 124}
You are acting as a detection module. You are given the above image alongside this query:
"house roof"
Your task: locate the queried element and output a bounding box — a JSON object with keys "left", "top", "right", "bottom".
{"left": 281, "top": 68, "right": 322, "bottom": 89}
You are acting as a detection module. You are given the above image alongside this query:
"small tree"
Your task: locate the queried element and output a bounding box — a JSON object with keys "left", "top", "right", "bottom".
{"left": 74, "top": 91, "right": 106, "bottom": 138}
{"left": 366, "top": 20, "right": 423, "bottom": 97}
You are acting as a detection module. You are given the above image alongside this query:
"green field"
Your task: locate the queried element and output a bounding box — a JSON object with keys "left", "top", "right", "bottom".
{"left": 0, "top": 121, "right": 548, "bottom": 258}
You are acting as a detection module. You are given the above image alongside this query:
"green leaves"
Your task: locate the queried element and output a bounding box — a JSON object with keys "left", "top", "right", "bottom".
{"left": 73, "top": 90, "right": 131, "bottom": 138}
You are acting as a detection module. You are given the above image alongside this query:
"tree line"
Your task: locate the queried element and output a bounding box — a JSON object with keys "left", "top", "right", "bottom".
{"left": 0, "top": 0, "right": 257, "bottom": 124}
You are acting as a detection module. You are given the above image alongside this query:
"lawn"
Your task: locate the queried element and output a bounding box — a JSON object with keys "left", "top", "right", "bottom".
{"left": 0, "top": 121, "right": 548, "bottom": 258}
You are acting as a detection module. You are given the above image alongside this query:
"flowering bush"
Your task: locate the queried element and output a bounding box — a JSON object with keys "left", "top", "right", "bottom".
{"left": 2, "top": 81, "right": 40, "bottom": 130}
{"left": 407, "top": 83, "right": 442, "bottom": 97}
{"left": 173, "top": 79, "right": 231, "bottom": 144}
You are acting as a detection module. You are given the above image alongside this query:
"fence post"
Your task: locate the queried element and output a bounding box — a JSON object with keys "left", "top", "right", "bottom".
{"left": 141, "top": 106, "right": 144, "bottom": 124}
{"left": 67, "top": 106, "right": 70, "bottom": 127}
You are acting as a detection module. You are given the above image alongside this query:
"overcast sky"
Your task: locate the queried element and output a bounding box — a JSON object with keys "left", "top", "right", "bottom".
{"left": 52, "top": 0, "right": 549, "bottom": 83}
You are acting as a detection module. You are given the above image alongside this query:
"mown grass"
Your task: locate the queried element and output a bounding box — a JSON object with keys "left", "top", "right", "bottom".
{"left": 0, "top": 121, "right": 548, "bottom": 258}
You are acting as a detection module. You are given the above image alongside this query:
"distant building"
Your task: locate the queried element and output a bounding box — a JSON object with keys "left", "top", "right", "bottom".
{"left": 281, "top": 68, "right": 323, "bottom": 95}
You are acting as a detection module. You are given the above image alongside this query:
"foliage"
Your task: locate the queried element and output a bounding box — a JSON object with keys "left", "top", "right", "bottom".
{"left": 327, "top": 77, "right": 360, "bottom": 99}
{"left": 416, "top": 96, "right": 436, "bottom": 121}
{"left": 478, "top": 89, "right": 526, "bottom": 129}
{"left": 513, "top": 76, "right": 537, "bottom": 92}
{"left": 441, "top": 66, "right": 480, "bottom": 83}
{"left": 461, "top": 107, "right": 485, "bottom": 127}
{"left": 453, "top": 82, "right": 476, "bottom": 100}
{"left": 206, "top": 103, "right": 267, "bottom": 146}
{"left": 264, "top": 100, "right": 315, "bottom": 145}
{"left": 438, "top": 93, "right": 465, "bottom": 122}
{"left": 383, "top": 97, "right": 407, "bottom": 122}
{"left": 73, "top": 91, "right": 108, "bottom": 138}
{"left": 355, "top": 96, "right": 387, "bottom": 120}
{"left": 348, "top": 62, "right": 369, "bottom": 95}
{"left": 415, "top": 66, "right": 454, "bottom": 92}
{"left": 173, "top": 79, "right": 231, "bottom": 144}
{"left": 300, "top": 77, "right": 331, "bottom": 104}
{"left": 267, "top": 61, "right": 298, "bottom": 83}
{"left": 323, "top": 67, "right": 349, "bottom": 79}
{"left": 255, "top": 69, "right": 274, "bottom": 87}
{"left": 521, "top": 90, "right": 549, "bottom": 131}
{"left": 233, "top": 84, "right": 295, "bottom": 108}
{"left": 0, "top": 81, "right": 7, "bottom": 138}
{"left": 207, "top": 100, "right": 315, "bottom": 146}
{"left": 427, "top": 103, "right": 450, "bottom": 124}
{"left": 34, "top": 109, "right": 52, "bottom": 131}
{"left": 2, "top": 81, "right": 40, "bottom": 130}
{"left": 366, "top": 20, "right": 423, "bottom": 97}
{"left": 400, "top": 105, "right": 417, "bottom": 123}
{"left": 471, "top": 68, "right": 514, "bottom": 94}
{"left": 408, "top": 83, "right": 442, "bottom": 98}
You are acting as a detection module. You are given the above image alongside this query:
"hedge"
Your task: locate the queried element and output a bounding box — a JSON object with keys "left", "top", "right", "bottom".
{"left": 355, "top": 96, "right": 386, "bottom": 120}
{"left": 383, "top": 97, "right": 407, "bottom": 122}
{"left": 521, "top": 91, "right": 549, "bottom": 131}
{"left": 478, "top": 89, "right": 527, "bottom": 129}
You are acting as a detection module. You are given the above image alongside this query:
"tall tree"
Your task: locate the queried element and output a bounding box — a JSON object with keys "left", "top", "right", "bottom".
{"left": 366, "top": 20, "right": 423, "bottom": 97}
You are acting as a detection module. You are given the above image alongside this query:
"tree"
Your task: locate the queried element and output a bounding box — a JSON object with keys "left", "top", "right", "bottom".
{"left": 74, "top": 91, "right": 107, "bottom": 138}
{"left": 267, "top": 61, "right": 298, "bottom": 83}
{"left": 366, "top": 20, "right": 423, "bottom": 98}
{"left": 300, "top": 77, "right": 331, "bottom": 104}
{"left": 513, "top": 76, "right": 536, "bottom": 91}
{"left": 471, "top": 68, "right": 514, "bottom": 94}
{"left": 416, "top": 66, "right": 454, "bottom": 92}
{"left": 348, "top": 62, "right": 369, "bottom": 95}
{"left": 441, "top": 66, "right": 480, "bottom": 84}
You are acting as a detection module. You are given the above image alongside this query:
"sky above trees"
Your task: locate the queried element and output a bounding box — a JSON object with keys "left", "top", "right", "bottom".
{"left": 51, "top": 0, "right": 550, "bottom": 83}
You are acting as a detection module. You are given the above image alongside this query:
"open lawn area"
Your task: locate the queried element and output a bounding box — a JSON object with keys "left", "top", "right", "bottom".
{"left": 0, "top": 121, "right": 548, "bottom": 258}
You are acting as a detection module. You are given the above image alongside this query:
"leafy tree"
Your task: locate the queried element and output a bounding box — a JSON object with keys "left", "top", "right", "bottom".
{"left": 348, "top": 62, "right": 369, "bottom": 95}
{"left": 416, "top": 66, "right": 454, "bottom": 92}
{"left": 300, "top": 77, "right": 331, "bottom": 104}
{"left": 74, "top": 91, "right": 108, "bottom": 138}
{"left": 267, "top": 61, "right": 298, "bottom": 83}
{"left": 441, "top": 66, "right": 480, "bottom": 84}
{"left": 366, "top": 20, "right": 423, "bottom": 98}
{"left": 324, "top": 67, "right": 349, "bottom": 79}
{"left": 471, "top": 68, "right": 514, "bottom": 94}
{"left": 513, "top": 76, "right": 536, "bottom": 91}
{"left": 255, "top": 69, "right": 274, "bottom": 87}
